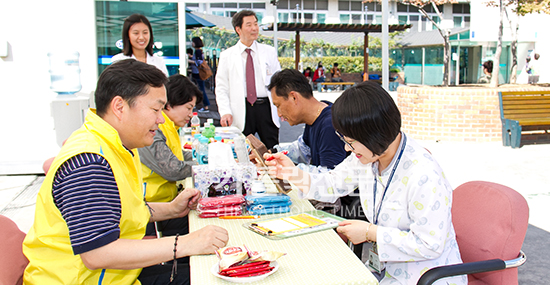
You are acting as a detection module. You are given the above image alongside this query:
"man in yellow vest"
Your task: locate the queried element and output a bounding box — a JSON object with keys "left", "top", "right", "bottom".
{"left": 138, "top": 74, "right": 203, "bottom": 237}
{"left": 23, "top": 59, "right": 228, "bottom": 284}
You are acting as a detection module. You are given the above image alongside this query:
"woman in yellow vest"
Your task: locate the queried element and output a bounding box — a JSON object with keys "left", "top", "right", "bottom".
{"left": 138, "top": 74, "right": 203, "bottom": 237}
{"left": 22, "top": 60, "right": 228, "bottom": 285}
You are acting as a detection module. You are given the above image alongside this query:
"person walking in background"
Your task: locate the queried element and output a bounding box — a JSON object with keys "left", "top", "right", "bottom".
{"left": 190, "top": 37, "right": 211, "bottom": 112}
{"left": 312, "top": 62, "right": 326, "bottom": 92}
{"left": 477, "top": 60, "right": 493, "bottom": 84}
{"left": 215, "top": 10, "right": 281, "bottom": 149}
{"left": 111, "top": 14, "right": 168, "bottom": 76}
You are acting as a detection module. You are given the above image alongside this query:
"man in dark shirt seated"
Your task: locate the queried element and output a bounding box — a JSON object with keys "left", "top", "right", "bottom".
{"left": 22, "top": 59, "right": 228, "bottom": 285}
{"left": 267, "top": 69, "right": 348, "bottom": 213}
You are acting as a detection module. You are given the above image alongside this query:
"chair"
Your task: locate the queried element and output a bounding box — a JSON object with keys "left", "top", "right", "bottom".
{"left": 0, "top": 215, "right": 28, "bottom": 285}
{"left": 417, "top": 181, "right": 529, "bottom": 285}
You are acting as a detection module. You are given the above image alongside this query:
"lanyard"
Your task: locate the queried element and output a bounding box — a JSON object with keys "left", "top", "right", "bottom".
{"left": 372, "top": 134, "right": 407, "bottom": 225}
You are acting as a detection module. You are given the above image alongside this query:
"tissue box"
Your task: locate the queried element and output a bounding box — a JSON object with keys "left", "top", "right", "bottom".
{"left": 193, "top": 163, "right": 257, "bottom": 197}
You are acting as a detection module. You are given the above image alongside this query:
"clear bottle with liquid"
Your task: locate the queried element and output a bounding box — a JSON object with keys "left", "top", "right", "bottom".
{"left": 198, "top": 136, "right": 209, "bottom": 165}
{"left": 191, "top": 112, "right": 200, "bottom": 137}
{"left": 191, "top": 134, "right": 201, "bottom": 161}
{"left": 234, "top": 135, "right": 249, "bottom": 164}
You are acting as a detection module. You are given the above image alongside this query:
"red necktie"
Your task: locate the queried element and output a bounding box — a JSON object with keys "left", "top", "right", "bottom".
{"left": 245, "top": 48, "right": 257, "bottom": 105}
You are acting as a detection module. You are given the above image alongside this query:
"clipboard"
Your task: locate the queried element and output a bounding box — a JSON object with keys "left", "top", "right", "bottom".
{"left": 246, "top": 135, "right": 292, "bottom": 194}
{"left": 242, "top": 210, "right": 345, "bottom": 240}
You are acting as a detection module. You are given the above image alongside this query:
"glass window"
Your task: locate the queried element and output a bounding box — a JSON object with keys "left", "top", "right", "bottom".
{"left": 211, "top": 3, "right": 223, "bottom": 8}
{"left": 253, "top": 3, "right": 265, "bottom": 9}
{"left": 340, "top": 14, "right": 350, "bottom": 24}
{"left": 409, "top": 5, "right": 418, "bottom": 13}
{"left": 225, "top": 3, "right": 237, "bottom": 8}
{"left": 453, "top": 16, "right": 462, "bottom": 28}
{"left": 350, "top": 1, "right": 362, "bottom": 11}
{"left": 398, "top": 15, "right": 408, "bottom": 25}
{"left": 397, "top": 3, "right": 408, "bottom": 12}
{"left": 279, "top": 12, "right": 289, "bottom": 23}
{"left": 96, "top": 1, "right": 179, "bottom": 76}
{"left": 304, "top": 0, "right": 315, "bottom": 9}
{"left": 316, "top": 0, "right": 328, "bottom": 10}
{"left": 366, "top": 14, "right": 373, "bottom": 23}
{"left": 375, "top": 15, "right": 382, "bottom": 24}
{"left": 256, "top": 12, "right": 264, "bottom": 23}
{"left": 278, "top": 0, "right": 289, "bottom": 9}
{"left": 410, "top": 15, "right": 419, "bottom": 22}
{"left": 339, "top": 1, "right": 349, "bottom": 11}
{"left": 304, "top": 13, "right": 314, "bottom": 23}
{"left": 239, "top": 3, "right": 251, "bottom": 8}
{"left": 317, "top": 13, "right": 326, "bottom": 23}
{"left": 187, "top": 3, "right": 199, "bottom": 8}
{"left": 290, "top": 0, "right": 301, "bottom": 9}
{"left": 212, "top": 11, "right": 224, "bottom": 16}
{"left": 464, "top": 4, "right": 470, "bottom": 14}
{"left": 291, "top": 12, "right": 302, "bottom": 22}
{"left": 226, "top": 11, "right": 237, "bottom": 17}
{"left": 351, "top": 14, "right": 361, "bottom": 24}
{"left": 453, "top": 4, "right": 462, "bottom": 14}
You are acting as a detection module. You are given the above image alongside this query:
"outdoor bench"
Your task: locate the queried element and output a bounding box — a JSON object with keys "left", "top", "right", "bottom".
{"left": 498, "top": 90, "right": 550, "bottom": 148}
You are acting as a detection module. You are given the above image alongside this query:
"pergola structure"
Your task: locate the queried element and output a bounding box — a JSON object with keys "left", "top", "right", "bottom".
{"left": 266, "top": 22, "right": 412, "bottom": 73}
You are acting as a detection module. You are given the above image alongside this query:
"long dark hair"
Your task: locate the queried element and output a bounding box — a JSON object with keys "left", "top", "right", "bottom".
{"left": 122, "top": 14, "right": 154, "bottom": 56}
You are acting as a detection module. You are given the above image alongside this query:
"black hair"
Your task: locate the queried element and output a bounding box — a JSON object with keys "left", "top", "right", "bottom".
{"left": 332, "top": 81, "right": 401, "bottom": 156}
{"left": 483, "top": 60, "right": 493, "bottom": 73}
{"left": 95, "top": 59, "right": 167, "bottom": 117}
{"left": 122, "top": 14, "right": 154, "bottom": 56}
{"left": 268, "top": 69, "right": 313, "bottom": 99}
{"left": 192, "top": 37, "right": 204, "bottom": 48}
{"left": 186, "top": 48, "right": 193, "bottom": 55}
{"left": 165, "top": 74, "right": 203, "bottom": 108}
{"left": 333, "top": 63, "right": 339, "bottom": 67}
{"left": 232, "top": 10, "right": 257, "bottom": 33}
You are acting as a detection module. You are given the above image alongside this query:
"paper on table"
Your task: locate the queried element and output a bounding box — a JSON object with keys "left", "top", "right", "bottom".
{"left": 252, "top": 213, "right": 327, "bottom": 235}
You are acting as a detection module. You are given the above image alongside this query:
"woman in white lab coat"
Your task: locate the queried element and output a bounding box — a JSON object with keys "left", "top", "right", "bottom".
{"left": 265, "top": 81, "right": 466, "bottom": 285}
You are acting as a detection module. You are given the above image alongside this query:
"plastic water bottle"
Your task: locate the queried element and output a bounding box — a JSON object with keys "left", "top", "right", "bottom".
{"left": 191, "top": 134, "right": 201, "bottom": 161}
{"left": 214, "top": 135, "right": 222, "bottom": 142}
{"left": 202, "top": 122, "right": 214, "bottom": 139}
{"left": 234, "top": 135, "right": 249, "bottom": 164}
{"left": 191, "top": 112, "right": 200, "bottom": 136}
{"left": 198, "top": 136, "right": 209, "bottom": 165}
{"left": 48, "top": 50, "right": 82, "bottom": 95}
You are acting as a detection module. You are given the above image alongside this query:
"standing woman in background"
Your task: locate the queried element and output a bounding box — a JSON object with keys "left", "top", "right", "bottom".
{"left": 190, "top": 37, "right": 211, "bottom": 112}
{"left": 112, "top": 14, "right": 169, "bottom": 77}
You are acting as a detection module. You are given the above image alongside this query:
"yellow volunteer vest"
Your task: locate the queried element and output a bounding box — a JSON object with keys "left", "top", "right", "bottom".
{"left": 23, "top": 110, "right": 150, "bottom": 285}
{"left": 141, "top": 111, "right": 184, "bottom": 202}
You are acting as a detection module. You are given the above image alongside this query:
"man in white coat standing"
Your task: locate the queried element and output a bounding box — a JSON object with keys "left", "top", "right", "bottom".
{"left": 215, "top": 10, "right": 281, "bottom": 149}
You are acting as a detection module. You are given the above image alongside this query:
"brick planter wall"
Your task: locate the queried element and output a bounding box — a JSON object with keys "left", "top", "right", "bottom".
{"left": 397, "top": 85, "right": 550, "bottom": 143}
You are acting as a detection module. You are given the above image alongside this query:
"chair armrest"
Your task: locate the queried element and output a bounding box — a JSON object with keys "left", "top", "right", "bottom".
{"left": 417, "top": 259, "right": 505, "bottom": 285}
{"left": 417, "top": 251, "right": 526, "bottom": 285}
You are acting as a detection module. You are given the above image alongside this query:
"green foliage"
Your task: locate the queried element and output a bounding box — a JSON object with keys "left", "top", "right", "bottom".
{"left": 279, "top": 56, "right": 395, "bottom": 73}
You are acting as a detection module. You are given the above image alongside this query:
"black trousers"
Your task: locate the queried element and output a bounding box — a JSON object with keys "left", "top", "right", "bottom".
{"left": 243, "top": 100, "right": 279, "bottom": 149}
{"left": 145, "top": 216, "right": 189, "bottom": 237}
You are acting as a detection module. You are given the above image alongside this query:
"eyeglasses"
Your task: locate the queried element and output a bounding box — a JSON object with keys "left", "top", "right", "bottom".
{"left": 335, "top": 130, "right": 356, "bottom": 151}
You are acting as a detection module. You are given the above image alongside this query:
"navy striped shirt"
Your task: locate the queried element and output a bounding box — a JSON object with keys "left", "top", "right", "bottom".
{"left": 52, "top": 153, "right": 121, "bottom": 255}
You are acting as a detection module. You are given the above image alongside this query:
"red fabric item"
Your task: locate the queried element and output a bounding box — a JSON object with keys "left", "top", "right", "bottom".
{"left": 312, "top": 67, "right": 324, "bottom": 82}
{"left": 198, "top": 194, "right": 245, "bottom": 208}
{"left": 452, "top": 181, "right": 529, "bottom": 284}
{"left": 245, "top": 49, "right": 257, "bottom": 105}
{"left": 0, "top": 215, "right": 28, "bottom": 285}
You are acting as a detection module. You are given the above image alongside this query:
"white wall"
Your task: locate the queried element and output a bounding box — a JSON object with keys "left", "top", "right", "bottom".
{"left": 0, "top": 0, "right": 97, "bottom": 174}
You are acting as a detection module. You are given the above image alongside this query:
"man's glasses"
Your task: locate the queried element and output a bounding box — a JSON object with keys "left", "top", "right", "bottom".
{"left": 335, "top": 130, "right": 356, "bottom": 151}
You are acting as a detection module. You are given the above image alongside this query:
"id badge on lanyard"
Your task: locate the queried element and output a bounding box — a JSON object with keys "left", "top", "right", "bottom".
{"left": 368, "top": 134, "right": 407, "bottom": 274}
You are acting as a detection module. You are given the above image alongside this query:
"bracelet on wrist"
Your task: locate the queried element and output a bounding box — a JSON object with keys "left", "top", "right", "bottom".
{"left": 365, "top": 223, "right": 372, "bottom": 243}
{"left": 170, "top": 234, "right": 179, "bottom": 282}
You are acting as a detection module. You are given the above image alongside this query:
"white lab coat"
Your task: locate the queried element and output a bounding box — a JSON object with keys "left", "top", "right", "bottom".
{"left": 111, "top": 52, "right": 169, "bottom": 77}
{"left": 304, "top": 134, "right": 466, "bottom": 285}
{"left": 215, "top": 41, "right": 281, "bottom": 131}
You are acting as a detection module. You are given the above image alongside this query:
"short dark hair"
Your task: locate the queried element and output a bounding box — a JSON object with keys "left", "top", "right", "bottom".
{"left": 122, "top": 14, "right": 154, "bottom": 56}
{"left": 268, "top": 69, "right": 313, "bottom": 99}
{"left": 332, "top": 81, "right": 401, "bottom": 156}
{"left": 192, "top": 37, "right": 204, "bottom": 48}
{"left": 95, "top": 59, "right": 167, "bottom": 117}
{"left": 333, "top": 63, "right": 339, "bottom": 67}
{"left": 232, "top": 10, "right": 257, "bottom": 33}
{"left": 483, "top": 60, "right": 493, "bottom": 73}
{"left": 165, "top": 74, "right": 203, "bottom": 108}
{"left": 186, "top": 48, "right": 193, "bottom": 55}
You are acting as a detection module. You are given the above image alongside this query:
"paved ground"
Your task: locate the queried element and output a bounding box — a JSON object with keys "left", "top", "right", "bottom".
{"left": 1, "top": 88, "right": 548, "bottom": 283}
